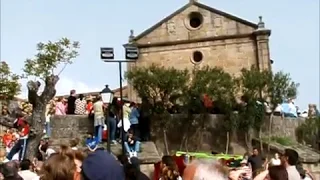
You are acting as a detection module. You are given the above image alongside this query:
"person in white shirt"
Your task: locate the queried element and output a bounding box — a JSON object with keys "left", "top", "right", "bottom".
{"left": 270, "top": 153, "right": 281, "bottom": 166}
{"left": 45, "top": 148, "right": 56, "bottom": 159}
{"left": 18, "top": 159, "right": 39, "bottom": 180}
{"left": 281, "top": 149, "right": 301, "bottom": 180}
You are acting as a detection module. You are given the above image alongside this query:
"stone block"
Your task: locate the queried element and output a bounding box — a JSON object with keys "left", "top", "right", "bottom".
{"left": 50, "top": 115, "right": 94, "bottom": 139}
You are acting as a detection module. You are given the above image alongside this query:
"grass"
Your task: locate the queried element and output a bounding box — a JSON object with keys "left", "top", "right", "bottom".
{"left": 261, "top": 136, "right": 296, "bottom": 146}
{"left": 271, "top": 136, "right": 296, "bottom": 146}
{"left": 262, "top": 136, "right": 296, "bottom": 146}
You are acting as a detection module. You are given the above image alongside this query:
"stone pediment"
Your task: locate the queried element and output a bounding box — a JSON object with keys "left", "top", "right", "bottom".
{"left": 134, "top": 1, "right": 258, "bottom": 46}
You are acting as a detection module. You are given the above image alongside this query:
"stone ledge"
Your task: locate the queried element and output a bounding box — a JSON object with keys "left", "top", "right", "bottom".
{"left": 110, "top": 141, "right": 161, "bottom": 164}
{"left": 51, "top": 139, "right": 161, "bottom": 164}
{"left": 253, "top": 138, "right": 320, "bottom": 163}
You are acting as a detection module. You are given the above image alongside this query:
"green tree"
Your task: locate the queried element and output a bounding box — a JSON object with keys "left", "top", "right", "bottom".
{"left": 23, "top": 38, "right": 80, "bottom": 158}
{"left": 296, "top": 116, "right": 320, "bottom": 149}
{"left": 126, "top": 64, "right": 189, "bottom": 154}
{"left": 267, "top": 71, "right": 299, "bottom": 107}
{"left": 266, "top": 71, "right": 299, "bottom": 151}
{"left": 236, "top": 66, "right": 271, "bottom": 151}
{"left": 185, "top": 66, "right": 238, "bottom": 153}
{"left": 0, "top": 61, "right": 21, "bottom": 101}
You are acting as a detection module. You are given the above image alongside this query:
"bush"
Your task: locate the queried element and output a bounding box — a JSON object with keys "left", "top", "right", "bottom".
{"left": 296, "top": 117, "right": 320, "bottom": 149}
{"left": 270, "top": 136, "right": 295, "bottom": 146}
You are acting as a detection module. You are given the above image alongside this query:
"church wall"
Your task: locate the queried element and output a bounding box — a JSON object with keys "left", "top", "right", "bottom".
{"left": 136, "top": 37, "right": 257, "bottom": 76}
{"left": 136, "top": 5, "right": 256, "bottom": 45}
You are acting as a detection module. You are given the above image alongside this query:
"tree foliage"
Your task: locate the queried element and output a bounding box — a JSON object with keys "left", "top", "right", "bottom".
{"left": 189, "top": 66, "right": 237, "bottom": 131}
{"left": 0, "top": 61, "right": 21, "bottom": 100}
{"left": 23, "top": 38, "right": 79, "bottom": 80}
{"left": 268, "top": 71, "right": 299, "bottom": 109}
{"left": 296, "top": 116, "right": 320, "bottom": 149}
{"left": 126, "top": 64, "right": 189, "bottom": 114}
{"left": 23, "top": 38, "right": 80, "bottom": 106}
{"left": 236, "top": 66, "right": 270, "bottom": 131}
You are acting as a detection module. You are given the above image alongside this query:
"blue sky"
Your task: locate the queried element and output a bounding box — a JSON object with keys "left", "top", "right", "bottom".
{"left": 1, "top": 0, "right": 319, "bottom": 110}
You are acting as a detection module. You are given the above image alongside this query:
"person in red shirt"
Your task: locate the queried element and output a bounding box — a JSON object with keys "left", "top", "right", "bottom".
{"left": 4, "top": 119, "right": 30, "bottom": 162}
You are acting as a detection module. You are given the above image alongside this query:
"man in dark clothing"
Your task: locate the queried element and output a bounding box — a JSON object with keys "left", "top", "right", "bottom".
{"left": 248, "top": 148, "right": 264, "bottom": 177}
{"left": 67, "top": 89, "right": 76, "bottom": 114}
{"left": 125, "top": 129, "right": 141, "bottom": 157}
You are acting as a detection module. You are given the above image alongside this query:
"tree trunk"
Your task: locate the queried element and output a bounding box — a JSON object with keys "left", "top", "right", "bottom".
{"left": 245, "top": 129, "right": 253, "bottom": 151}
{"left": 259, "top": 129, "right": 263, "bottom": 153}
{"left": 225, "top": 131, "right": 230, "bottom": 154}
{"left": 27, "top": 104, "right": 46, "bottom": 160}
{"left": 267, "top": 113, "right": 274, "bottom": 152}
{"left": 163, "top": 129, "right": 170, "bottom": 155}
{"left": 26, "top": 75, "right": 59, "bottom": 159}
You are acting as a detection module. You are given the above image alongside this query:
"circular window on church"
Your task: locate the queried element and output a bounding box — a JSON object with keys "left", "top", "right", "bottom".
{"left": 192, "top": 51, "right": 203, "bottom": 63}
{"left": 187, "top": 12, "right": 203, "bottom": 30}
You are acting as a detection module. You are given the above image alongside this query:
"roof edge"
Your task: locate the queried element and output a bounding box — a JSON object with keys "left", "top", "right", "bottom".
{"left": 194, "top": 2, "right": 258, "bottom": 28}
{"left": 133, "top": 3, "right": 192, "bottom": 41}
{"left": 133, "top": 2, "right": 259, "bottom": 42}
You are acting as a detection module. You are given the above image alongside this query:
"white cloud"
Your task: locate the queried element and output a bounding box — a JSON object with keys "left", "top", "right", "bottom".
{"left": 17, "top": 76, "right": 100, "bottom": 99}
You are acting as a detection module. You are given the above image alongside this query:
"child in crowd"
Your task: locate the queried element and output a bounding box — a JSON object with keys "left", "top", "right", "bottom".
{"left": 4, "top": 119, "right": 30, "bottom": 162}
{"left": 3, "top": 129, "right": 20, "bottom": 161}
{"left": 124, "top": 129, "right": 140, "bottom": 158}
{"left": 37, "top": 139, "right": 49, "bottom": 161}
{"left": 70, "top": 138, "right": 80, "bottom": 150}
{"left": 45, "top": 141, "right": 56, "bottom": 159}
{"left": 2, "top": 129, "right": 14, "bottom": 154}
{"left": 85, "top": 132, "right": 99, "bottom": 152}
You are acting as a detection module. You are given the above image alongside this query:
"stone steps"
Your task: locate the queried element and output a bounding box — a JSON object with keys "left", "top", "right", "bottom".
{"left": 50, "top": 139, "right": 161, "bottom": 164}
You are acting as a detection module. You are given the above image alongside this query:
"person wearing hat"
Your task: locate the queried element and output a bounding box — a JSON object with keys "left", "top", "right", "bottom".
{"left": 239, "top": 159, "right": 252, "bottom": 180}
{"left": 4, "top": 119, "right": 30, "bottom": 162}
{"left": 81, "top": 149, "right": 125, "bottom": 180}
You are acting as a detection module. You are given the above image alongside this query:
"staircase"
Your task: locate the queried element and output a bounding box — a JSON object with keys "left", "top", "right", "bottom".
{"left": 50, "top": 115, "right": 161, "bottom": 178}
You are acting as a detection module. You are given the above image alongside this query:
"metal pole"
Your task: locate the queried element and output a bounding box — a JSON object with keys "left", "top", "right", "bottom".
{"left": 119, "top": 62, "right": 125, "bottom": 155}
{"left": 106, "top": 109, "right": 111, "bottom": 152}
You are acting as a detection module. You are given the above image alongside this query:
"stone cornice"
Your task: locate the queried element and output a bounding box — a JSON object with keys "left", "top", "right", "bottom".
{"left": 136, "top": 33, "right": 255, "bottom": 48}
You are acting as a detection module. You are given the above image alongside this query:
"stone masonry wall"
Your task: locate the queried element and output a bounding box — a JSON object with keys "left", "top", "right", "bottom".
{"left": 50, "top": 115, "right": 94, "bottom": 142}
{"left": 261, "top": 116, "right": 305, "bottom": 140}
{"left": 50, "top": 114, "right": 303, "bottom": 146}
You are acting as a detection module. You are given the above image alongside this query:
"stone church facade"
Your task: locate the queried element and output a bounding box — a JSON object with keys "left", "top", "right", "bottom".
{"left": 127, "top": 0, "right": 272, "bottom": 102}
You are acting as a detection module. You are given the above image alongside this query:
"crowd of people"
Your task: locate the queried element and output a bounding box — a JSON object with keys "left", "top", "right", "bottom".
{"left": 0, "top": 89, "right": 318, "bottom": 179}
{"left": 0, "top": 144, "right": 317, "bottom": 180}
{"left": 51, "top": 89, "right": 150, "bottom": 157}
{"left": 0, "top": 112, "right": 316, "bottom": 180}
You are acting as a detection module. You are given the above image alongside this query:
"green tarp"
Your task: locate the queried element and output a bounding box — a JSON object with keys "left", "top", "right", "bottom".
{"left": 175, "top": 151, "right": 243, "bottom": 160}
